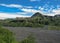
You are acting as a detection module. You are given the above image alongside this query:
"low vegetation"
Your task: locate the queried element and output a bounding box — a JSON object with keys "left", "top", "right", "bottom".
{"left": 0, "top": 26, "right": 18, "bottom": 43}
{"left": 20, "top": 34, "right": 36, "bottom": 43}
{"left": 0, "top": 26, "right": 36, "bottom": 43}
{"left": 48, "top": 26, "right": 60, "bottom": 30}
{"left": 0, "top": 12, "right": 60, "bottom": 30}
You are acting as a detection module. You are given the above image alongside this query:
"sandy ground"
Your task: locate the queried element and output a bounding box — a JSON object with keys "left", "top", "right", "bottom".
{"left": 4, "top": 27, "right": 60, "bottom": 43}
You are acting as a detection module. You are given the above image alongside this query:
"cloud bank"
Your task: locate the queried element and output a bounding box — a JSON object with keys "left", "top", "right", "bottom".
{"left": 0, "top": 4, "right": 60, "bottom": 19}
{"left": 0, "top": 4, "right": 33, "bottom": 9}
{"left": 0, "top": 13, "right": 30, "bottom": 19}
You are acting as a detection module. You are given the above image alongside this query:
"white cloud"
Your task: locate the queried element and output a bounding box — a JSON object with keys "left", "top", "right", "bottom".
{"left": 57, "top": 5, "right": 60, "bottom": 9}
{"left": 21, "top": 8, "right": 42, "bottom": 13}
{"left": 0, "top": 3, "right": 60, "bottom": 18}
{"left": 21, "top": 8, "right": 59, "bottom": 16}
{"left": 0, "top": 4, "right": 22, "bottom": 8}
{"left": 39, "top": 6, "right": 44, "bottom": 10}
{"left": 30, "top": 0, "right": 40, "bottom": 1}
{"left": 24, "top": 6, "right": 33, "bottom": 8}
{"left": 0, "top": 13, "right": 30, "bottom": 19}
{"left": 52, "top": 9, "right": 60, "bottom": 14}
{"left": 43, "top": 8, "right": 60, "bottom": 16}
{"left": 43, "top": 13, "right": 56, "bottom": 16}
{"left": 0, "top": 4, "right": 33, "bottom": 9}
{"left": 16, "top": 12, "right": 28, "bottom": 15}
{"left": 38, "top": 5, "right": 60, "bottom": 16}
{"left": 42, "top": 4, "right": 49, "bottom": 8}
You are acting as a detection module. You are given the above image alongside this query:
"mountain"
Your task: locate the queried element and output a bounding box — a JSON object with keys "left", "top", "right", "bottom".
{"left": 54, "top": 14, "right": 60, "bottom": 18}
{"left": 31, "top": 12, "right": 54, "bottom": 19}
{"left": 31, "top": 12, "right": 43, "bottom": 18}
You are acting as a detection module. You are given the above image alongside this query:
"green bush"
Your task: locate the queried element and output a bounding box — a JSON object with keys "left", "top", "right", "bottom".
{"left": 20, "top": 34, "right": 36, "bottom": 43}
{"left": 0, "top": 27, "right": 18, "bottom": 43}
{"left": 48, "top": 26, "right": 60, "bottom": 30}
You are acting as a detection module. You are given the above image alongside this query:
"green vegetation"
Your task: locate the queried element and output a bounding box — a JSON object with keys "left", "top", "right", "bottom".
{"left": 20, "top": 34, "right": 36, "bottom": 43}
{"left": 0, "top": 26, "right": 36, "bottom": 43}
{"left": 0, "top": 12, "right": 60, "bottom": 29}
{"left": 0, "top": 12, "right": 60, "bottom": 43}
{"left": 0, "top": 26, "right": 18, "bottom": 43}
{"left": 48, "top": 26, "right": 60, "bottom": 30}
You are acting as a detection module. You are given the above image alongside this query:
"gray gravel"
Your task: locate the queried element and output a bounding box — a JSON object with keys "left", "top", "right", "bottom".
{"left": 4, "top": 27, "right": 60, "bottom": 43}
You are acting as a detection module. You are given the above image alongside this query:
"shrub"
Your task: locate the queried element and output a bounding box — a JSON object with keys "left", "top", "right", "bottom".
{"left": 48, "top": 26, "right": 60, "bottom": 30}
{"left": 20, "top": 34, "right": 36, "bottom": 43}
{"left": 0, "top": 27, "right": 18, "bottom": 43}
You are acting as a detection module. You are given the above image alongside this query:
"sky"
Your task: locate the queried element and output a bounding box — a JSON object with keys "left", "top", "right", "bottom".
{"left": 0, "top": 0, "right": 60, "bottom": 19}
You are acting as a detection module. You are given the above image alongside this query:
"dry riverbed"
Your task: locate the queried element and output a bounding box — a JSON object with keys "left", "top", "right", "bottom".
{"left": 4, "top": 27, "right": 60, "bottom": 43}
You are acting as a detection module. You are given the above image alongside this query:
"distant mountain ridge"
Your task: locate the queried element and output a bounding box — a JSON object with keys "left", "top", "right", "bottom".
{"left": 31, "top": 12, "right": 60, "bottom": 18}
{"left": 31, "top": 12, "right": 43, "bottom": 17}
{"left": 0, "top": 12, "right": 60, "bottom": 27}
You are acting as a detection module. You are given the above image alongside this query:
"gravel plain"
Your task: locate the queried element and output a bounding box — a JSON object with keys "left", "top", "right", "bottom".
{"left": 4, "top": 27, "right": 60, "bottom": 43}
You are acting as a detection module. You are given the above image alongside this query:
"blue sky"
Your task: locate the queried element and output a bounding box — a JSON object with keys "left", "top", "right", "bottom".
{"left": 0, "top": 0, "right": 60, "bottom": 19}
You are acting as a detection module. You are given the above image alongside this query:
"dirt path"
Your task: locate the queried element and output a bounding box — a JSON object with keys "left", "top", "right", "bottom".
{"left": 4, "top": 27, "right": 60, "bottom": 43}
